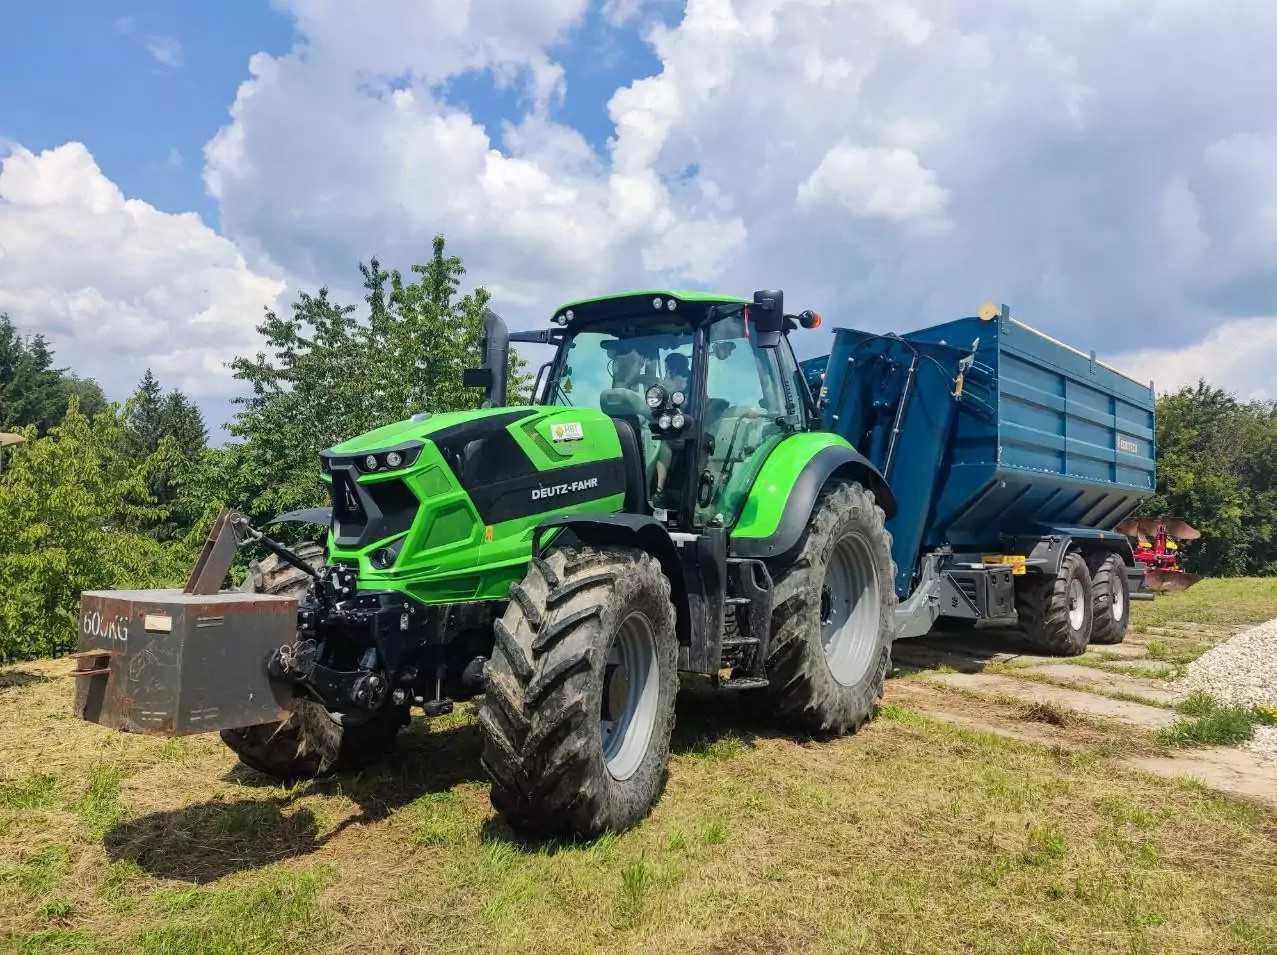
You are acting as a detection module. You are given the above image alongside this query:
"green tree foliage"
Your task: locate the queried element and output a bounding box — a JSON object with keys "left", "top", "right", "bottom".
{"left": 0, "top": 314, "right": 108, "bottom": 432}
{"left": 0, "top": 404, "right": 201, "bottom": 661}
{"left": 122, "top": 370, "right": 211, "bottom": 539}
{"left": 226, "top": 235, "right": 524, "bottom": 522}
{"left": 1144, "top": 381, "right": 1277, "bottom": 575}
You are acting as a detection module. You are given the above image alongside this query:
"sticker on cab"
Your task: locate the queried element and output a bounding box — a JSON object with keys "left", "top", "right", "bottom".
{"left": 551, "top": 421, "right": 584, "bottom": 442}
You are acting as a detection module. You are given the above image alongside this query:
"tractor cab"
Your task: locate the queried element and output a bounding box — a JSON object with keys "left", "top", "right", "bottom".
{"left": 531, "top": 290, "right": 816, "bottom": 533}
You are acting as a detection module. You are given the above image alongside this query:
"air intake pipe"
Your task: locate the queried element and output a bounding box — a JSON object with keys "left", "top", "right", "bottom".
{"left": 463, "top": 309, "right": 510, "bottom": 408}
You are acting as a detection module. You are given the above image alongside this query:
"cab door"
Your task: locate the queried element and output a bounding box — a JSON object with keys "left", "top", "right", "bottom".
{"left": 693, "top": 315, "right": 804, "bottom": 528}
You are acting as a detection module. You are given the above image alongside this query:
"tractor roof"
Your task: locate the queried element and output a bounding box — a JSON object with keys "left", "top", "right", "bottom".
{"left": 551, "top": 289, "right": 748, "bottom": 327}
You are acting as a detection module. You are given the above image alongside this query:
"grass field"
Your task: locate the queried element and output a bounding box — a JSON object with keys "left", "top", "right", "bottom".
{"left": 1, "top": 582, "right": 1276, "bottom": 954}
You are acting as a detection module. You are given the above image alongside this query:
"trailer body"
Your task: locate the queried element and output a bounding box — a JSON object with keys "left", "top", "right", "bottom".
{"left": 808, "top": 309, "right": 1155, "bottom": 627}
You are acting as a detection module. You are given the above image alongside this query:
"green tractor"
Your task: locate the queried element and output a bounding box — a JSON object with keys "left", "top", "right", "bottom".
{"left": 219, "top": 289, "right": 898, "bottom": 837}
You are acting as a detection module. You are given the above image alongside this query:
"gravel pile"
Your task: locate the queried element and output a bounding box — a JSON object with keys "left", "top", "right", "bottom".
{"left": 1177, "top": 617, "right": 1277, "bottom": 764}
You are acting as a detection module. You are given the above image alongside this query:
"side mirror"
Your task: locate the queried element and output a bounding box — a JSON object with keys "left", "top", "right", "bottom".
{"left": 751, "top": 289, "right": 784, "bottom": 348}
{"left": 464, "top": 309, "right": 510, "bottom": 407}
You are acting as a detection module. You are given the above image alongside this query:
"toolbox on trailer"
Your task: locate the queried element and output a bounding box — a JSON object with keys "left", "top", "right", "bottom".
{"left": 73, "top": 590, "right": 298, "bottom": 735}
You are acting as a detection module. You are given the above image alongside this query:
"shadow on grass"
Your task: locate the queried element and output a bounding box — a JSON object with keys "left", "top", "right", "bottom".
{"left": 103, "top": 717, "right": 486, "bottom": 883}
{"left": 0, "top": 668, "right": 50, "bottom": 693}
{"left": 890, "top": 627, "right": 1051, "bottom": 675}
{"left": 104, "top": 680, "right": 814, "bottom": 873}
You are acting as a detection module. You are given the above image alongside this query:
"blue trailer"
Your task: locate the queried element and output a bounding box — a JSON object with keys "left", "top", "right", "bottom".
{"left": 803, "top": 304, "right": 1155, "bottom": 653}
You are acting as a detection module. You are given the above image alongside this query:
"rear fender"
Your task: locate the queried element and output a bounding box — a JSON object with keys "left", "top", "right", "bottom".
{"left": 730, "top": 434, "right": 896, "bottom": 560}
{"left": 1010, "top": 528, "right": 1136, "bottom": 578}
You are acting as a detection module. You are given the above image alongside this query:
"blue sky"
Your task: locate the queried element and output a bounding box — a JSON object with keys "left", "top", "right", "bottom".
{"left": 3, "top": 1, "right": 1277, "bottom": 436}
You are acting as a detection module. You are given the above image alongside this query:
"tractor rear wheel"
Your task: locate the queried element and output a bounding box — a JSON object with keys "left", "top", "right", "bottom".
{"left": 764, "top": 481, "right": 896, "bottom": 737}
{"left": 1013, "top": 551, "right": 1093, "bottom": 656}
{"left": 478, "top": 545, "right": 678, "bottom": 838}
{"left": 1087, "top": 552, "right": 1130, "bottom": 645}
{"left": 219, "top": 543, "right": 408, "bottom": 780}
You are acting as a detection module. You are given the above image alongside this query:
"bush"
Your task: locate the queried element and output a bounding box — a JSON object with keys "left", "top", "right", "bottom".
{"left": 0, "top": 405, "right": 204, "bottom": 661}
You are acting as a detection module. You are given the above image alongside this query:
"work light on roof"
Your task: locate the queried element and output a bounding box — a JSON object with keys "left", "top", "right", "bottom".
{"left": 652, "top": 297, "right": 663, "bottom": 310}
{"left": 666, "top": 298, "right": 677, "bottom": 311}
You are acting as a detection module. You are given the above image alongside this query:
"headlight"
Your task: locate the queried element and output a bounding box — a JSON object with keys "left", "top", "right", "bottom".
{"left": 354, "top": 443, "right": 423, "bottom": 474}
{"left": 671, "top": 412, "right": 686, "bottom": 429}
{"left": 658, "top": 414, "right": 672, "bottom": 430}
{"left": 670, "top": 390, "right": 685, "bottom": 407}
{"left": 645, "top": 384, "right": 667, "bottom": 409}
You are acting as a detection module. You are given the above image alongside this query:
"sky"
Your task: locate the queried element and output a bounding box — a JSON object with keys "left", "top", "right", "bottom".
{"left": 3, "top": 0, "right": 1277, "bottom": 438}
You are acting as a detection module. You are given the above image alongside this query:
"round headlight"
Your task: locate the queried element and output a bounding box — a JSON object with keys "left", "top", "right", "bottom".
{"left": 364, "top": 454, "right": 379, "bottom": 470}
{"left": 670, "top": 390, "right": 685, "bottom": 407}
{"left": 385, "top": 450, "right": 403, "bottom": 468}
{"left": 652, "top": 297, "right": 663, "bottom": 310}
{"left": 645, "top": 384, "right": 666, "bottom": 409}
{"left": 671, "top": 412, "right": 686, "bottom": 429}
{"left": 666, "top": 298, "right": 677, "bottom": 311}
{"left": 370, "top": 547, "right": 395, "bottom": 569}
{"left": 658, "top": 414, "right": 672, "bottom": 430}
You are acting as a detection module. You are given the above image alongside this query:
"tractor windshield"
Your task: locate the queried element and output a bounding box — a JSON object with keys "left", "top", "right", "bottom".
{"left": 551, "top": 319, "right": 695, "bottom": 513}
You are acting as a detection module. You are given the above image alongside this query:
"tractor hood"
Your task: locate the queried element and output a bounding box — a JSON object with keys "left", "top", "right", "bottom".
{"left": 324, "top": 405, "right": 537, "bottom": 457}
{"left": 321, "top": 405, "right": 630, "bottom": 606}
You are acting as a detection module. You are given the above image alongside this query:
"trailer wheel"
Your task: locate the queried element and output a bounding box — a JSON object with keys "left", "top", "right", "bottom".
{"left": 1014, "top": 552, "right": 1093, "bottom": 656}
{"left": 219, "top": 544, "right": 408, "bottom": 780}
{"left": 478, "top": 545, "right": 678, "bottom": 838}
{"left": 764, "top": 481, "right": 896, "bottom": 737}
{"left": 1087, "top": 553, "right": 1130, "bottom": 645}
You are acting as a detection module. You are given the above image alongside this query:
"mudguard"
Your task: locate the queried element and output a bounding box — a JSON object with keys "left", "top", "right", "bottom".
{"left": 532, "top": 514, "right": 691, "bottom": 649}
{"left": 730, "top": 434, "right": 896, "bottom": 560}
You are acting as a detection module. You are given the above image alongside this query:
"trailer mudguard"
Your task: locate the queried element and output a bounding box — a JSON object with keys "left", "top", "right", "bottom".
{"left": 1008, "top": 527, "right": 1137, "bottom": 577}
{"left": 730, "top": 434, "right": 896, "bottom": 560}
{"left": 531, "top": 514, "right": 692, "bottom": 651}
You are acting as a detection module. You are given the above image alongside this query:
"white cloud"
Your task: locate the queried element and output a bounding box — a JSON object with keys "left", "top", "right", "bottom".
{"left": 204, "top": 1, "right": 745, "bottom": 313}
{"left": 197, "top": 0, "right": 1277, "bottom": 388}
{"left": 1110, "top": 317, "right": 1277, "bottom": 403}
{"left": 0, "top": 143, "right": 285, "bottom": 403}
{"left": 797, "top": 143, "right": 949, "bottom": 228}
{"left": 144, "top": 35, "right": 183, "bottom": 68}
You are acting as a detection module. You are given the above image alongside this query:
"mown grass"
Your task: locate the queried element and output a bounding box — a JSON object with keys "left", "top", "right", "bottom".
{"left": 1130, "top": 576, "right": 1277, "bottom": 629}
{"left": 2, "top": 603, "right": 1276, "bottom": 953}
{"left": 1156, "top": 691, "right": 1277, "bottom": 747}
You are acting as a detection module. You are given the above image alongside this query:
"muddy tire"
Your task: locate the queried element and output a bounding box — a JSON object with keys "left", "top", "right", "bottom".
{"left": 219, "top": 543, "right": 408, "bottom": 780}
{"left": 1087, "top": 552, "right": 1130, "bottom": 645}
{"left": 764, "top": 481, "right": 896, "bottom": 737}
{"left": 1013, "top": 551, "right": 1093, "bottom": 656}
{"left": 478, "top": 546, "right": 678, "bottom": 838}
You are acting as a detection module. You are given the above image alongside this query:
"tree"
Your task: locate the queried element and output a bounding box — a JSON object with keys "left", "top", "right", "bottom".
{"left": 122, "top": 370, "right": 211, "bottom": 539}
{"left": 226, "top": 236, "right": 523, "bottom": 523}
{"left": 0, "top": 403, "right": 201, "bottom": 661}
{"left": 0, "top": 314, "right": 69, "bottom": 433}
{"left": 1143, "top": 381, "right": 1277, "bottom": 575}
{"left": 0, "top": 314, "right": 110, "bottom": 432}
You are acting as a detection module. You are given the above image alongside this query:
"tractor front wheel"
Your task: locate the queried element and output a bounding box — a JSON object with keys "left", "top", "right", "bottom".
{"left": 219, "top": 544, "right": 408, "bottom": 780}
{"left": 478, "top": 545, "right": 678, "bottom": 838}
{"left": 765, "top": 481, "right": 896, "bottom": 737}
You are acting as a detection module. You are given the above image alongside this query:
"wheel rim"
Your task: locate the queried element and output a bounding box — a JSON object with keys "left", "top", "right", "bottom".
{"left": 600, "top": 611, "right": 659, "bottom": 781}
{"left": 819, "top": 532, "right": 882, "bottom": 687}
{"left": 1068, "top": 577, "right": 1086, "bottom": 631}
{"left": 1111, "top": 578, "right": 1125, "bottom": 622}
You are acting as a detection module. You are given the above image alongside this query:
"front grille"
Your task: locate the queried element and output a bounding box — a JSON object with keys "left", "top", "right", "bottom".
{"left": 328, "top": 466, "right": 420, "bottom": 549}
